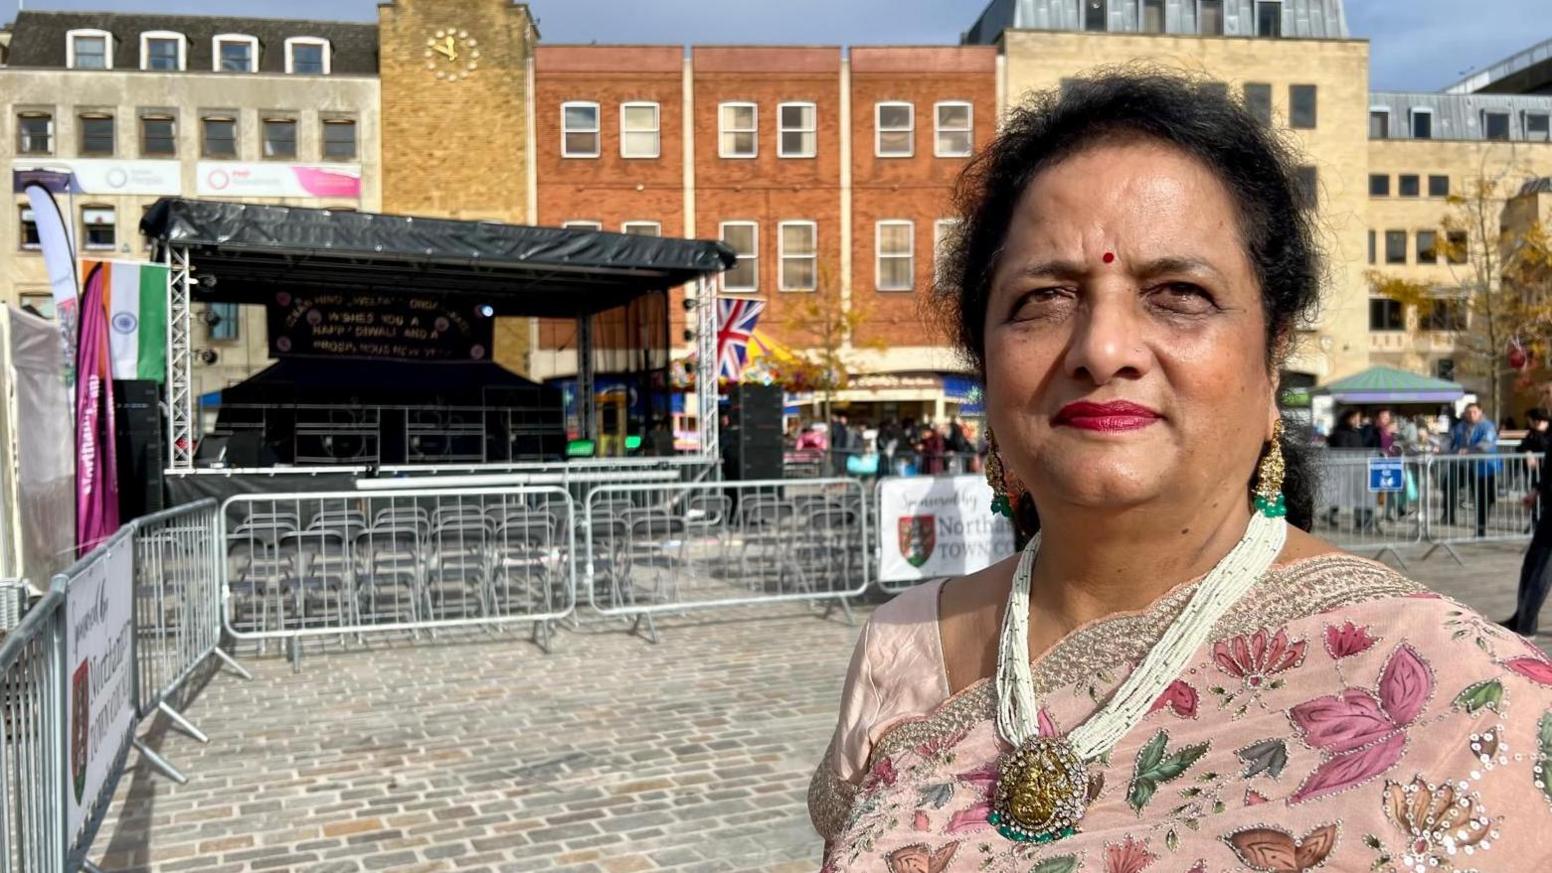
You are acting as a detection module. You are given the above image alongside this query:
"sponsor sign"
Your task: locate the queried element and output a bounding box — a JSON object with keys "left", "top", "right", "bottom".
{"left": 12, "top": 159, "right": 181, "bottom": 196}
{"left": 877, "top": 475, "right": 1015, "bottom": 582}
{"left": 65, "top": 537, "right": 135, "bottom": 841}
{"left": 196, "top": 161, "right": 361, "bottom": 199}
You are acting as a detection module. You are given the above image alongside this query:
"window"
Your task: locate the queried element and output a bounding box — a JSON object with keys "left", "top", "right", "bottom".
{"left": 1369, "top": 109, "right": 1389, "bottom": 139}
{"left": 1199, "top": 81, "right": 1229, "bottom": 101}
{"left": 1142, "top": 0, "right": 1165, "bottom": 32}
{"left": 1198, "top": 0, "right": 1224, "bottom": 34}
{"left": 720, "top": 222, "right": 758, "bottom": 292}
{"left": 1417, "top": 230, "right": 1438, "bottom": 264}
{"left": 79, "top": 114, "right": 114, "bottom": 156}
{"left": 1294, "top": 166, "right": 1317, "bottom": 209}
{"left": 1385, "top": 230, "right": 1407, "bottom": 264}
{"left": 262, "top": 118, "right": 296, "bottom": 159}
{"left": 1289, "top": 85, "right": 1316, "bottom": 129}
{"left": 1367, "top": 230, "right": 1376, "bottom": 265}
{"left": 561, "top": 220, "right": 602, "bottom": 230}
{"left": 718, "top": 102, "right": 757, "bottom": 158}
{"left": 1484, "top": 111, "right": 1510, "bottom": 141}
{"left": 622, "top": 221, "right": 661, "bottom": 236}
{"left": 213, "top": 34, "right": 258, "bottom": 72}
{"left": 1399, "top": 174, "right": 1420, "bottom": 197}
{"left": 934, "top": 218, "right": 960, "bottom": 285}
{"left": 1369, "top": 174, "right": 1390, "bottom": 197}
{"left": 209, "top": 303, "right": 239, "bottom": 341}
{"left": 877, "top": 220, "right": 914, "bottom": 291}
{"left": 876, "top": 102, "right": 913, "bottom": 157}
{"left": 140, "top": 31, "right": 185, "bottom": 71}
{"left": 779, "top": 221, "right": 817, "bottom": 291}
{"left": 1435, "top": 359, "right": 1456, "bottom": 381}
{"left": 83, "top": 206, "right": 115, "bottom": 251}
{"left": 140, "top": 115, "right": 175, "bottom": 157}
{"left": 1244, "top": 83, "right": 1272, "bottom": 125}
{"left": 67, "top": 29, "right": 112, "bottom": 70}
{"left": 285, "top": 37, "right": 330, "bottom": 75}
{"left": 1411, "top": 108, "right": 1432, "bottom": 139}
{"left": 1428, "top": 174, "right": 1449, "bottom": 197}
{"left": 934, "top": 102, "right": 972, "bottom": 157}
{"left": 1446, "top": 230, "right": 1468, "bottom": 264}
{"left": 18, "top": 208, "right": 40, "bottom": 251}
{"left": 17, "top": 113, "right": 52, "bottom": 155}
{"left": 202, "top": 116, "right": 237, "bottom": 158}
{"left": 620, "top": 102, "right": 660, "bottom": 159}
{"left": 1084, "top": 0, "right": 1107, "bottom": 31}
{"left": 561, "top": 102, "right": 600, "bottom": 158}
{"left": 1369, "top": 298, "right": 1404, "bottom": 332}
{"left": 19, "top": 293, "right": 53, "bottom": 317}
{"left": 1256, "top": 1, "right": 1283, "bottom": 37}
{"left": 1528, "top": 112, "right": 1551, "bottom": 142}
{"left": 1424, "top": 298, "right": 1467, "bottom": 332}
{"left": 778, "top": 102, "right": 816, "bottom": 158}
{"left": 322, "top": 119, "right": 357, "bottom": 160}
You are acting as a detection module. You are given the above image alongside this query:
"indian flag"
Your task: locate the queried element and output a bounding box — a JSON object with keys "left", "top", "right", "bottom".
{"left": 86, "top": 259, "right": 169, "bottom": 382}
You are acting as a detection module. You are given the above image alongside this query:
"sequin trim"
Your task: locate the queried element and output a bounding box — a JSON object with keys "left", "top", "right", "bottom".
{"left": 808, "top": 732, "right": 859, "bottom": 843}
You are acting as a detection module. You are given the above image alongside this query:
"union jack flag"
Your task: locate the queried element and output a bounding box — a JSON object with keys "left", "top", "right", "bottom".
{"left": 715, "top": 297, "right": 766, "bottom": 381}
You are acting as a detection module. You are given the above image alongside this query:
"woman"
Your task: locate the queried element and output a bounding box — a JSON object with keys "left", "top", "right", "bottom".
{"left": 808, "top": 74, "right": 1552, "bottom": 872}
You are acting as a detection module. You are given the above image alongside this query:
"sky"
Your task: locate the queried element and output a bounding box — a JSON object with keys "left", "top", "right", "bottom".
{"left": 0, "top": 0, "right": 1545, "bottom": 93}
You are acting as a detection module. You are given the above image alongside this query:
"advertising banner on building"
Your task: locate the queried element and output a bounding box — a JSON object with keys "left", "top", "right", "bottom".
{"left": 877, "top": 475, "right": 1015, "bottom": 582}
{"left": 12, "top": 159, "right": 181, "bottom": 196}
{"left": 196, "top": 161, "right": 361, "bottom": 199}
{"left": 265, "top": 290, "right": 493, "bottom": 361}
{"left": 64, "top": 533, "right": 135, "bottom": 843}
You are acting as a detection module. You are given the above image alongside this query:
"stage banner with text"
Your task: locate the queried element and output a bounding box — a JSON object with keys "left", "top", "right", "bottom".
{"left": 265, "top": 291, "right": 493, "bottom": 362}
{"left": 877, "top": 475, "right": 1015, "bottom": 583}
{"left": 64, "top": 531, "right": 136, "bottom": 846}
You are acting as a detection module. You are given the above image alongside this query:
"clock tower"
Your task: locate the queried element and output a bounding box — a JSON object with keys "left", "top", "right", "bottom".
{"left": 378, "top": 0, "right": 537, "bottom": 370}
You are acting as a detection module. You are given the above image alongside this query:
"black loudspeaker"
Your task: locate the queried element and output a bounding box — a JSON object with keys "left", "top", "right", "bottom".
{"left": 113, "top": 380, "right": 164, "bottom": 520}
{"left": 723, "top": 384, "right": 783, "bottom": 480}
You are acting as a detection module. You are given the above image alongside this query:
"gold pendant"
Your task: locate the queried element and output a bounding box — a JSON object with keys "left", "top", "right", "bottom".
{"left": 989, "top": 736, "right": 1089, "bottom": 843}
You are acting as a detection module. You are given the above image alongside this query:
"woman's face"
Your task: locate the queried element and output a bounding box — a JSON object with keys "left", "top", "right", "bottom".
{"left": 982, "top": 139, "right": 1276, "bottom": 516}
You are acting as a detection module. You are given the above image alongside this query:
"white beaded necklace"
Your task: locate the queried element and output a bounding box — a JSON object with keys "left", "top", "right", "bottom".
{"left": 987, "top": 511, "right": 1286, "bottom": 843}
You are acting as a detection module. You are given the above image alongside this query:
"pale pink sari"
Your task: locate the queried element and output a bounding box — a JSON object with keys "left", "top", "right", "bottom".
{"left": 809, "top": 554, "right": 1552, "bottom": 872}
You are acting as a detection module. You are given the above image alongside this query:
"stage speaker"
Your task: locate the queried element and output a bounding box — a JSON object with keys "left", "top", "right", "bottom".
{"left": 113, "top": 380, "right": 164, "bottom": 520}
{"left": 723, "top": 384, "right": 783, "bottom": 481}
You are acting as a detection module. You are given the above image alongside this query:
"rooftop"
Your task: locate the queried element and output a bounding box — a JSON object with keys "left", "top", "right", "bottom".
{"left": 964, "top": 0, "right": 1349, "bottom": 44}
{"left": 1447, "top": 35, "right": 1552, "bottom": 96}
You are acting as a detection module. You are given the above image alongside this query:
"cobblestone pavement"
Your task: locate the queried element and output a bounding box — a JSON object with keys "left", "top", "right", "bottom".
{"left": 91, "top": 543, "right": 1540, "bottom": 873}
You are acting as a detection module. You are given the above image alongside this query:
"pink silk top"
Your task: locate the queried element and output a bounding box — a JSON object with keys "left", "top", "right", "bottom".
{"left": 808, "top": 554, "right": 1552, "bottom": 873}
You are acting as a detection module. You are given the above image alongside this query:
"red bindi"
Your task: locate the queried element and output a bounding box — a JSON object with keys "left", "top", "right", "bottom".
{"left": 1102, "top": 252, "right": 1115, "bottom": 264}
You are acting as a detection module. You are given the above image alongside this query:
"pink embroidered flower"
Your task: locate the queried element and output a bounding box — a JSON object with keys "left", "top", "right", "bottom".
{"left": 1214, "top": 627, "right": 1307, "bottom": 688}
{"left": 1323, "top": 621, "right": 1378, "bottom": 659}
{"left": 1104, "top": 836, "right": 1157, "bottom": 873}
{"left": 1505, "top": 656, "right": 1552, "bottom": 686}
{"left": 1244, "top": 787, "right": 1269, "bottom": 806}
{"left": 868, "top": 756, "right": 898, "bottom": 788}
{"left": 913, "top": 810, "right": 931, "bottom": 831}
{"left": 1147, "top": 679, "right": 1199, "bottom": 718}
{"left": 944, "top": 763, "right": 999, "bottom": 834}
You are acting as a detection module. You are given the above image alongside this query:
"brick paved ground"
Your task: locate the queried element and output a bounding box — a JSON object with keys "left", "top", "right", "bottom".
{"left": 90, "top": 542, "right": 1541, "bottom": 873}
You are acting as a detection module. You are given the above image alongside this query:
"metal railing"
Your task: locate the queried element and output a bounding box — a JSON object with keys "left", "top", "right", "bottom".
{"left": 220, "top": 487, "right": 577, "bottom": 660}
{"left": 581, "top": 478, "right": 871, "bottom": 640}
{"left": 0, "top": 584, "right": 65, "bottom": 872}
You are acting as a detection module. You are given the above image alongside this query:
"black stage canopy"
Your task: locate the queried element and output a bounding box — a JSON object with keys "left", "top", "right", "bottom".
{"left": 140, "top": 198, "right": 735, "bottom": 318}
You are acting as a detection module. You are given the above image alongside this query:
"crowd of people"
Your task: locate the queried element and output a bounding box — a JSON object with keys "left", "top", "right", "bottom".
{"left": 787, "top": 413, "right": 985, "bottom": 477}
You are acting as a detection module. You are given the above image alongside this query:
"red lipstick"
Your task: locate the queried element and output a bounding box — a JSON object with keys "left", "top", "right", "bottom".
{"left": 1053, "top": 400, "right": 1162, "bottom": 432}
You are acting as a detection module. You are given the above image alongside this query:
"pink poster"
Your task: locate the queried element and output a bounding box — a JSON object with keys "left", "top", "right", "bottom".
{"left": 75, "top": 262, "right": 119, "bottom": 552}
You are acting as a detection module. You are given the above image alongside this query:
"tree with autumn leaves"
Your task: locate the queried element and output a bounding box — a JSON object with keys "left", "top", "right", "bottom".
{"left": 1368, "top": 165, "right": 1552, "bottom": 421}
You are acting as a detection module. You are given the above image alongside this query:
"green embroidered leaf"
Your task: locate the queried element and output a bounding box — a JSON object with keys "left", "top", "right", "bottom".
{"left": 1454, "top": 679, "right": 1505, "bottom": 714}
{"left": 1165, "top": 829, "right": 1179, "bottom": 852}
{"left": 1030, "top": 856, "right": 1079, "bottom": 873}
{"left": 1539, "top": 710, "right": 1552, "bottom": 752}
{"left": 1363, "top": 834, "right": 1383, "bottom": 850}
{"left": 1237, "top": 739, "right": 1288, "bottom": 779}
{"left": 1128, "top": 777, "right": 1158, "bottom": 813}
{"left": 1137, "top": 731, "right": 1169, "bottom": 774}
{"left": 1150, "top": 742, "right": 1209, "bottom": 781}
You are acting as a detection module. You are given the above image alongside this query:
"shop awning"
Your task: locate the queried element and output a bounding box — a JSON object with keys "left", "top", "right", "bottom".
{"left": 1316, "top": 366, "right": 1465, "bottom": 404}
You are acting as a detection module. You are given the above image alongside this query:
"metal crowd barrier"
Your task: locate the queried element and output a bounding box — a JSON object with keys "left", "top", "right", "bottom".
{"left": 0, "top": 581, "right": 66, "bottom": 872}
{"left": 220, "top": 486, "right": 577, "bottom": 662}
{"left": 131, "top": 500, "right": 252, "bottom": 783}
{"left": 1421, "top": 452, "right": 1539, "bottom": 560}
{"left": 582, "top": 478, "right": 871, "bottom": 641}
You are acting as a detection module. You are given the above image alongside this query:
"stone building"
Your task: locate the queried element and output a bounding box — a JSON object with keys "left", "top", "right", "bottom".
{"left": 0, "top": 10, "right": 381, "bottom": 397}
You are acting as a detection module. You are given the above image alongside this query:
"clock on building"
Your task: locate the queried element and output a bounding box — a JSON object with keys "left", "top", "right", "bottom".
{"left": 424, "top": 27, "right": 480, "bottom": 81}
